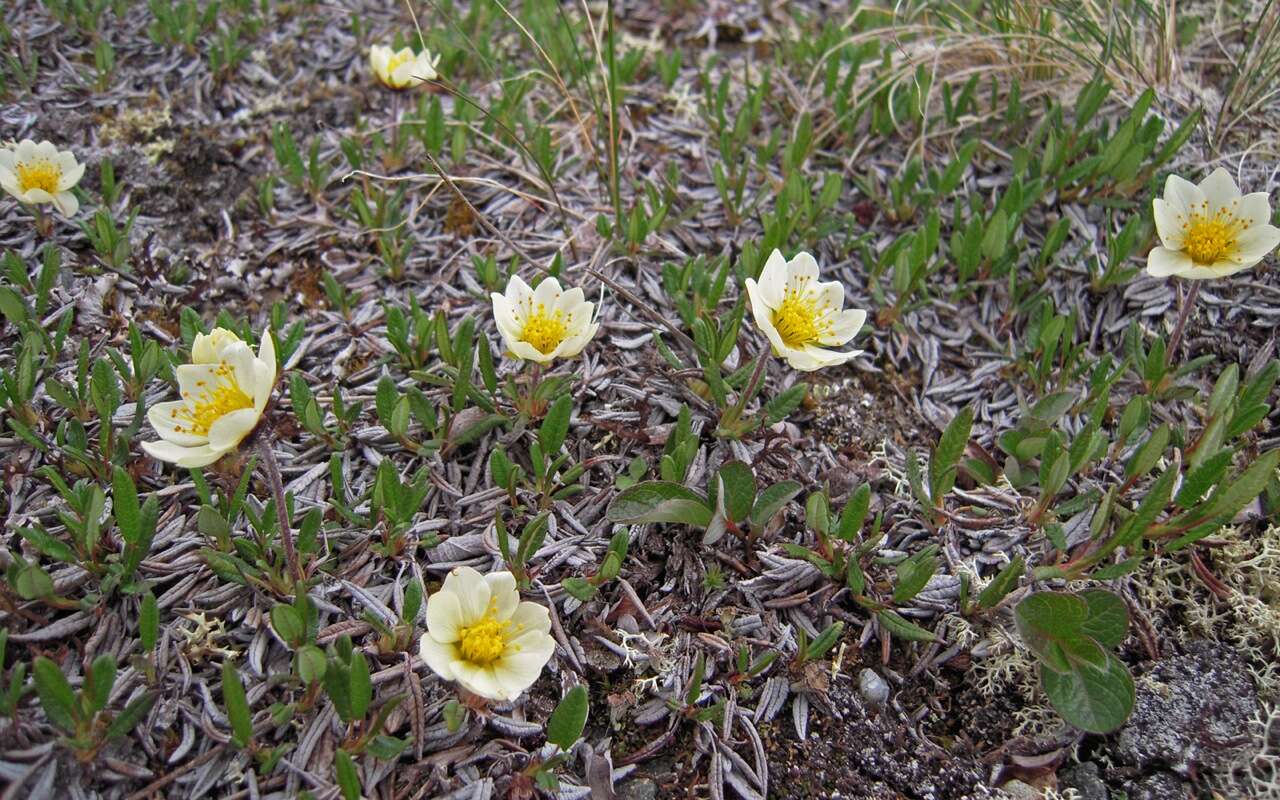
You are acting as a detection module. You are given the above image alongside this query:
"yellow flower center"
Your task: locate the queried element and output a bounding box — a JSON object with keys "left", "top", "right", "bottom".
{"left": 1182, "top": 208, "right": 1242, "bottom": 265}
{"left": 169, "top": 363, "right": 254, "bottom": 436}
{"left": 520, "top": 306, "right": 568, "bottom": 355}
{"left": 772, "top": 288, "right": 830, "bottom": 348}
{"left": 458, "top": 613, "right": 509, "bottom": 666}
{"left": 16, "top": 160, "right": 61, "bottom": 195}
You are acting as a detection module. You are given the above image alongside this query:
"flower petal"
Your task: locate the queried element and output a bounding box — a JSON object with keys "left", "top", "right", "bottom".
{"left": 1145, "top": 246, "right": 1193, "bottom": 278}
{"left": 147, "top": 400, "right": 209, "bottom": 446}
{"left": 1237, "top": 192, "right": 1273, "bottom": 228}
{"left": 819, "top": 307, "right": 866, "bottom": 346}
{"left": 1152, "top": 198, "right": 1186, "bottom": 250}
{"left": 450, "top": 661, "right": 507, "bottom": 700}
{"left": 51, "top": 191, "right": 78, "bottom": 217}
{"left": 1199, "top": 167, "right": 1241, "bottom": 213}
{"left": 426, "top": 588, "right": 464, "bottom": 643}
{"left": 508, "top": 600, "right": 552, "bottom": 637}
{"left": 176, "top": 363, "right": 226, "bottom": 400}
{"left": 140, "top": 439, "right": 226, "bottom": 468}
{"left": 57, "top": 157, "right": 84, "bottom": 192}
{"left": 206, "top": 407, "right": 259, "bottom": 451}
{"left": 418, "top": 635, "right": 458, "bottom": 681}
{"left": 532, "top": 276, "right": 564, "bottom": 310}
{"left": 1162, "top": 173, "right": 1203, "bottom": 220}
{"left": 441, "top": 566, "right": 490, "bottom": 624}
{"left": 1231, "top": 223, "right": 1280, "bottom": 265}
{"left": 484, "top": 572, "right": 520, "bottom": 622}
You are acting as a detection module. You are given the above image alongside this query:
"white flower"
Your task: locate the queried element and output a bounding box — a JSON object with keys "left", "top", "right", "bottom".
{"left": 0, "top": 139, "right": 85, "bottom": 217}
{"left": 141, "top": 327, "right": 277, "bottom": 468}
{"left": 491, "top": 275, "right": 599, "bottom": 364}
{"left": 1148, "top": 168, "right": 1280, "bottom": 280}
{"left": 419, "top": 567, "right": 555, "bottom": 701}
{"left": 369, "top": 44, "right": 439, "bottom": 89}
{"left": 744, "top": 249, "right": 866, "bottom": 371}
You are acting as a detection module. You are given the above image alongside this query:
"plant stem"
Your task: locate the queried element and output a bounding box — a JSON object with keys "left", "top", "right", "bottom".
{"left": 1166, "top": 280, "right": 1201, "bottom": 360}
{"left": 724, "top": 351, "right": 770, "bottom": 428}
{"left": 257, "top": 438, "right": 302, "bottom": 583}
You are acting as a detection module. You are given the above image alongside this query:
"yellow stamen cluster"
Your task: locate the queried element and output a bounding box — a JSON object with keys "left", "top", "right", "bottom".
{"left": 456, "top": 599, "right": 529, "bottom": 666}
{"left": 385, "top": 50, "right": 412, "bottom": 75}
{"left": 170, "top": 363, "right": 254, "bottom": 436}
{"left": 1182, "top": 202, "right": 1243, "bottom": 265}
{"left": 16, "top": 160, "right": 60, "bottom": 194}
{"left": 520, "top": 306, "right": 568, "bottom": 354}
{"left": 771, "top": 287, "right": 832, "bottom": 348}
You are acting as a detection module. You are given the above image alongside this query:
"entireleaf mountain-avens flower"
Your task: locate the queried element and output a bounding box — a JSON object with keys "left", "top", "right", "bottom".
{"left": 491, "top": 275, "right": 599, "bottom": 364}
{"left": 141, "top": 328, "right": 276, "bottom": 468}
{"left": 419, "top": 567, "right": 555, "bottom": 701}
{"left": 0, "top": 139, "right": 85, "bottom": 217}
{"left": 1148, "top": 168, "right": 1280, "bottom": 280}
{"left": 745, "top": 249, "right": 866, "bottom": 371}
{"left": 369, "top": 44, "right": 439, "bottom": 89}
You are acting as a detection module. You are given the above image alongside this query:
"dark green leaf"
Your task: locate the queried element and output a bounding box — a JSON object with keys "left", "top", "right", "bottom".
{"left": 606, "top": 482, "right": 712, "bottom": 527}
{"left": 221, "top": 661, "right": 253, "bottom": 748}
{"left": 546, "top": 684, "right": 589, "bottom": 751}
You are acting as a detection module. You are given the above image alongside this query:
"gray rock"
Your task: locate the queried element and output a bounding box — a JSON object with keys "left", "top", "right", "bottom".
{"left": 1114, "top": 641, "right": 1258, "bottom": 776}
{"left": 858, "top": 668, "right": 890, "bottom": 708}
{"left": 1058, "top": 762, "right": 1108, "bottom": 800}
{"left": 1123, "top": 770, "right": 1189, "bottom": 800}
{"left": 616, "top": 777, "right": 658, "bottom": 800}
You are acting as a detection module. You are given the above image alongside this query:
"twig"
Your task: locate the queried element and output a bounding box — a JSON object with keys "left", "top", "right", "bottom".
{"left": 124, "top": 744, "right": 226, "bottom": 800}
{"left": 1166, "top": 279, "right": 1201, "bottom": 359}
{"left": 257, "top": 438, "right": 302, "bottom": 584}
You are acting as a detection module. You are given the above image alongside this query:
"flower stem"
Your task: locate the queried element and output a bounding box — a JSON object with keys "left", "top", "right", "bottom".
{"left": 723, "top": 350, "right": 770, "bottom": 429}
{"left": 33, "top": 206, "right": 51, "bottom": 238}
{"left": 257, "top": 438, "right": 303, "bottom": 584}
{"left": 1166, "top": 280, "right": 1201, "bottom": 361}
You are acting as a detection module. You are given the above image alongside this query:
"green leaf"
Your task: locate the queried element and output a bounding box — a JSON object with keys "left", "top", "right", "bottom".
{"left": 139, "top": 591, "right": 159, "bottom": 651}
{"left": 271, "top": 604, "right": 305, "bottom": 647}
{"left": 112, "top": 466, "right": 141, "bottom": 542}
{"left": 104, "top": 692, "right": 156, "bottom": 741}
{"left": 221, "top": 661, "right": 253, "bottom": 748}
{"left": 892, "top": 548, "right": 938, "bottom": 603}
{"left": 348, "top": 650, "right": 372, "bottom": 721}
{"left": 763, "top": 383, "right": 807, "bottom": 424}
{"left": 929, "top": 406, "right": 974, "bottom": 502}
{"left": 297, "top": 645, "right": 327, "bottom": 684}
{"left": 977, "top": 556, "right": 1024, "bottom": 610}
{"left": 546, "top": 684, "right": 589, "bottom": 751}
{"left": 1079, "top": 589, "right": 1129, "bottom": 649}
{"left": 1197, "top": 449, "right": 1280, "bottom": 523}
{"left": 1041, "top": 651, "right": 1135, "bottom": 734}
{"left": 711, "top": 461, "right": 755, "bottom": 523}
{"left": 606, "top": 482, "right": 712, "bottom": 528}
{"left": 334, "top": 750, "right": 361, "bottom": 800}
{"left": 1124, "top": 424, "right": 1169, "bottom": 480}
{"left": 750, "top": 481, "right": 801, "bottom": 528}
{"left": 1014, "top": 591, "right": 1090, "bottom": 670}
{"left": 85, "top": 654, "right": 117, "bottom": 714}
{"left": 1174, "top": 448, "right": 1233, "bottom": 509}
{"left": 539, "top": 393, "right": 573, "bottom": 455}
{"left": 876, "top": 610, "right": 935, "bottom": 642}
{"left": 32, "top": 657, "right": 77, "bottom": 732}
